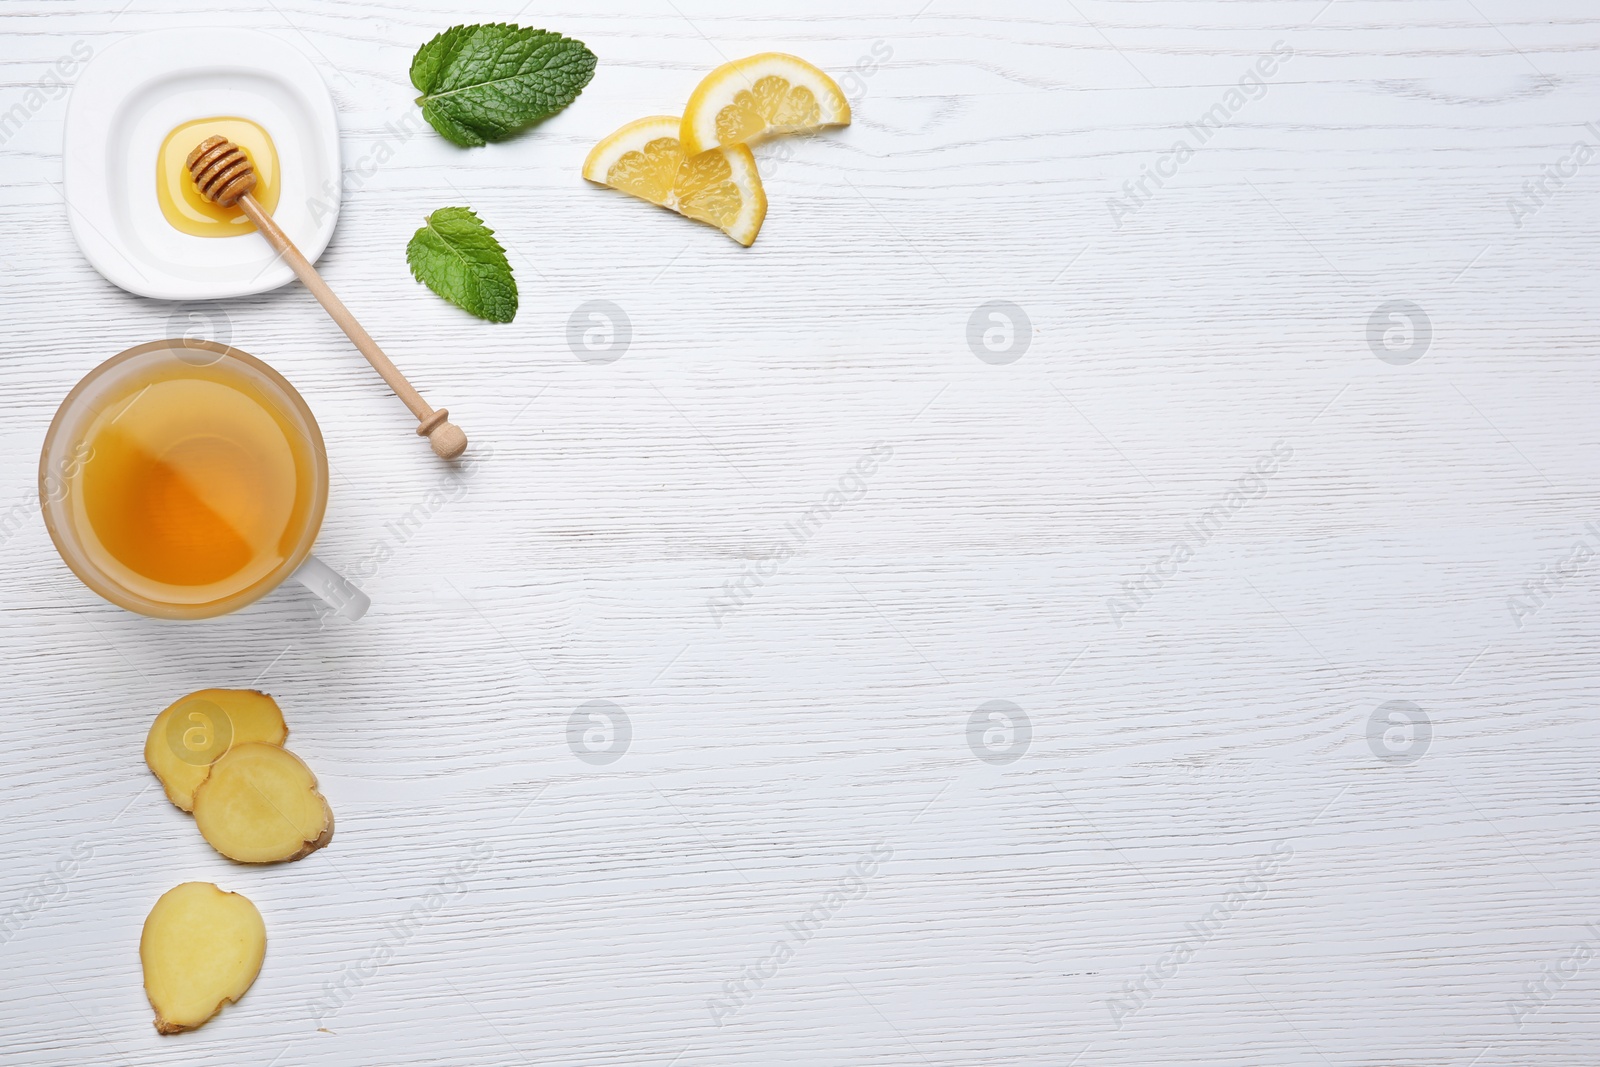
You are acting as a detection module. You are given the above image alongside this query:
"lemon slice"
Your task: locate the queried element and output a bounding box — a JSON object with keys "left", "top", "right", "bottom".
{"left": 583, "top": 115, "right": 767, "bottom": 246}
{"left": 582, "top": 116, "right": 682, "bottom": 206}
{"left": 679, "top": 53, "right": 851, "bottom": 156}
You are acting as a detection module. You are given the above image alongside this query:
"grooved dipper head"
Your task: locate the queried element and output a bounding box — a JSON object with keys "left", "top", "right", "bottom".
{"left": 186, "top": 135, "right": 257, "bottom": 207}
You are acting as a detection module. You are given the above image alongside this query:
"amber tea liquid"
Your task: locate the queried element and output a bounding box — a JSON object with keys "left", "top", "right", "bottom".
{"left": 70, "top": 361, "right": 317, "bottom": 607}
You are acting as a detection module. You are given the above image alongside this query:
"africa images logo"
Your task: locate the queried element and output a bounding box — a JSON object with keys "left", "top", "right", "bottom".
{"left": 1107, "top": 41, "right": 1293, "bottom": 228}
{"left": 708, "top": 442, "right": 893, "bottom": 625}
{"left": 1107, "top": 441, "right": 1292, "bottom": 627}
{"left": 706, "top": 842, "right": 893, "bottom": 1026}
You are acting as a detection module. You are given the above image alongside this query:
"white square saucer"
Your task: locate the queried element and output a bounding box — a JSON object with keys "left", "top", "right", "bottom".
{"left": 63, "top": 28, "right": 341, "bottom": 300}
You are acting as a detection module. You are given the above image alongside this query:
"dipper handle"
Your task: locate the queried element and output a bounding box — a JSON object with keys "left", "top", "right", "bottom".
{"left": 186, "top": 135, "right": 466, "bottom": 460}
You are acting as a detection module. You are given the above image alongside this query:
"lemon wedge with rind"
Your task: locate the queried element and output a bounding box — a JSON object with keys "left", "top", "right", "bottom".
{"left": 674, "top": 143, "right": 765, "bottom": 246}
{"left": 679, "top": 53, "right": 851, "bottom": 156}
{"left": 583, "top": 116, "right": 767, "bottom": 246}
{"left": 582, "top": 116, "right": 682, "bottom": 205}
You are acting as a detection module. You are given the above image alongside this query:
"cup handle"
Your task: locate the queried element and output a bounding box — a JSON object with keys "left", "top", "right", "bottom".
{"left": 291, "top": 554, "right": 370, "bottom": 622}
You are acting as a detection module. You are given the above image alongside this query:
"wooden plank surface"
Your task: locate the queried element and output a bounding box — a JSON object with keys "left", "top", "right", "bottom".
{"left": 2, "top": 1, "right": 1599, "bottom": 1063}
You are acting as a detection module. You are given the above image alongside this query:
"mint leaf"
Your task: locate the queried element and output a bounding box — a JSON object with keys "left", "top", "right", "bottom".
{"left": 406, "top": 207, "right": 518, "bottom": 323}
{"left": 411, "top": 23, "right": 596, "bottom": 147}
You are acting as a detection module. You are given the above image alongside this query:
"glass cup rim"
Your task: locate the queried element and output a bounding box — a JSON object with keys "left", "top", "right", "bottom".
{"left": 39, "top": 338, "right": 329, "bottom": 620}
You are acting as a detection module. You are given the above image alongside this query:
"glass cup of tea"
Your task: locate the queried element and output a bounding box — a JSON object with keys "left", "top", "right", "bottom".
{"left": 39, "top": 339, "right": 368, "bottom": 621}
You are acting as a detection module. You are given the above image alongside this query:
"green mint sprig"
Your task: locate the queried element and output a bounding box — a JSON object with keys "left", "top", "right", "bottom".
{"left": 411, "top": 23, "right": 597, "bottom": 147}
{"left": 406, "top": 207, "right": 518, "bottom": 323}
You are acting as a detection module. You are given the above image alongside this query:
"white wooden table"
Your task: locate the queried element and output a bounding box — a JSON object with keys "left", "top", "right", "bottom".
{"left": 3, "top": 2, "right": 1599, "bottom": 1063}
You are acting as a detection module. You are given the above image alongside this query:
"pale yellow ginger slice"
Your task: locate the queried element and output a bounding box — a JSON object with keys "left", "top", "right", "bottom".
{"left": 192, "top": 742, "right": 333, "bottom": 863}
{"left": 144, "top": 689, "right": 288, "bottom": 812}
{"left": 141, "top": 881, "right": 266, "bottom": 1034}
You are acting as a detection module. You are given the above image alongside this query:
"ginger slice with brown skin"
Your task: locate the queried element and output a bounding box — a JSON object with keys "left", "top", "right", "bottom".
{"left": 144, "top": 689, "right": 288, "bottom": 812}
{"left": 192, "top": 742, "right": 333, "bottom": 863}
{"left": 141, "top": 882, "right": 266, "bottom": 1034}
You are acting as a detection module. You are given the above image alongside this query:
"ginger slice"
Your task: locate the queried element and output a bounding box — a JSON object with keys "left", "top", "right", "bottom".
{"left": 141, "top": 881, "right": 266, "bottom": 1034}
{"left": 144, "top": 689, "right": 288, "bottom": 812}
{"left": 192, "top": 742, "right": 333, "bottom": 863}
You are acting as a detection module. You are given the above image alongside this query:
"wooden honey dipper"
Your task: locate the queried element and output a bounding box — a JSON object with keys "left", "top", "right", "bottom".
{"left": 186, "top": 135, "right": 467, "bottom": 460}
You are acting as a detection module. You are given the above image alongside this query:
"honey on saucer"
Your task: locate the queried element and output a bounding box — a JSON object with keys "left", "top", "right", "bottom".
{"left": 156, "top": 116, "right": 280, "bottom": 237}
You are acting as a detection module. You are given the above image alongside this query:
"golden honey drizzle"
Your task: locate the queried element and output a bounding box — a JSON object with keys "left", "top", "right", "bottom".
{"left": 156, "top": 116, "right": 279, "bottom": 237}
